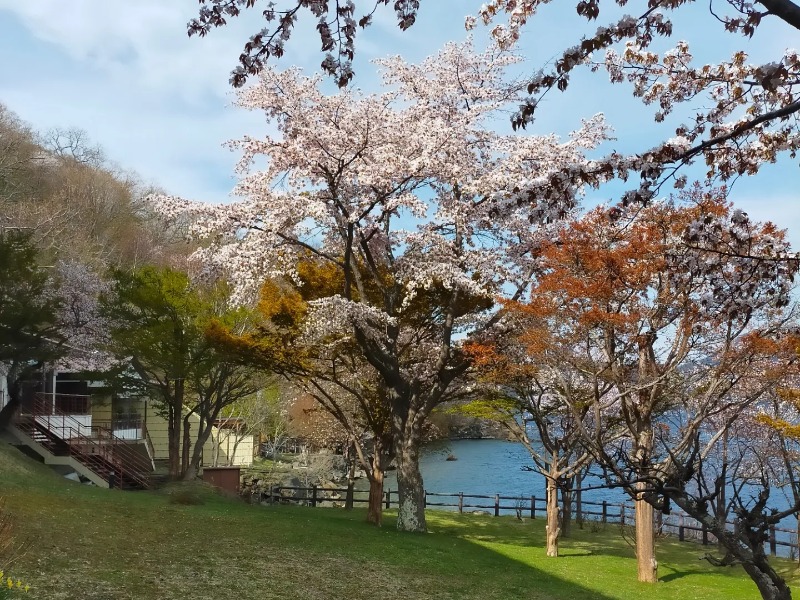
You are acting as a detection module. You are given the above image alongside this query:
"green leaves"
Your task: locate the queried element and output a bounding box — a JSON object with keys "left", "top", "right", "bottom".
{"left": 0, "top": 230, "right": 63, "bottom": 366}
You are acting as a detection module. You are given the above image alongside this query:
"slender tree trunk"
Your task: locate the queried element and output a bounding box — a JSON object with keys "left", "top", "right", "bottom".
{"left": 167, "top": 382, "right": 185, "bottom": 480}
{"left": 367, "top": 462, "right": 385, "bottom": 526}
{"left": 635, "top": 481, "right": 658, "bottom": 583}
{"left": 167, "top": 404, "right": 181, "bottom": 479}
{"left": 211, "top": 430, "right": 220, "bottom": 467}
{"left": 561, "top": 477, "right": 573, "bottom": 538}
{"left": 717, "top": 432, "right": 729, "bottom": 552}
{"left": 796, "top": 514, "right": 800, "bottom": 566}
{"left": 576, "top": 469, "right": 584, "bottom": 529}
{"left": 185, "top": 418, "right": 215, "bottom": 480}
{"left": 669, "top": 491, "right": 792, "bottom": 600}
{"left": 228, "top": 432, "right": 244, "bottom": 466}
{"left": 546, "top": 475, "right": 561, "bottom": 557}
{"left": 181, "top": 414, "right": 192, "bottom": 478}
{"left": 394, "top": 429, "right": 426, "bottom": 533}
{"left": 345, "top": 443, "right": 356, "bottom": 511}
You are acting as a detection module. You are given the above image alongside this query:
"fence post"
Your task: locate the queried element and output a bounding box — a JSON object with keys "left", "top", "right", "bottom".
{"left": 494, "top": 494, "right": 500, "bottom": 517}
{"left": 424, "top": 490, "right": 427, "bottom": 508}
{"left": 531, "top": 495, "right": 536, "bottom": 520}
{"left": 458, "top": 492, "right": 464, "bottom": 514}
{"left": 702, "top": 524, "right": 709, "bottom": 546}
{"left": 679, "top": 514, "right": 685, "bottom": 542}
{"left": 602, "top": 501, "right": 607, "bottom": 524}
{"left": 385, "top": 490, "right": 390, "bottom": 509}
{"left": 769, "top": 524, "right": 777, "bottom": 556}
{"left": 620, "top": 504, "right": 625, "bottom": 526}
{"left": 311, "top": 484, "right": 317, "bottom": 508}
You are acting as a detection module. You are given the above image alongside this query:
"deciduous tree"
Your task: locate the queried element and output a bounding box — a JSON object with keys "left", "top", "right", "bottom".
{"left": 99, "top": 266, "right": 262, "bottom": 480}
{"left": 190, "top": 0, "right": 800, "bottom": 218}
{"left": 521, "top": 194, "right": 798, "bottom": 595}
{"left": 0, "top": 230, "right": 64, "bottom": 429}
{"left": 153, "top": 40, "right": 610, "bottom": 531}
{"left": 464, "top": 327, "right": 604, "bottom": 557}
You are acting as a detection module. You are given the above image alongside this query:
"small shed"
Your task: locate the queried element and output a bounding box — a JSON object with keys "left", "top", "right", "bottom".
{"left": 202, "top": 466, "right": 241, "bottom": 495}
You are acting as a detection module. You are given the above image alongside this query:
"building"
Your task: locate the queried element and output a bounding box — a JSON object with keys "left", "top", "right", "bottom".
{"left": 1, "top": 369, "right": 256, "bottom": 489}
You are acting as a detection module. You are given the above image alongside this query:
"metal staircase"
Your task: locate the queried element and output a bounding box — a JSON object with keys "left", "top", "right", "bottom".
{"left": 11, "top": 394, "right": 153, "bottom": 490}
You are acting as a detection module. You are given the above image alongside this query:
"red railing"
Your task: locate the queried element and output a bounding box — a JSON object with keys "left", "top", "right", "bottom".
{"left": 143, "top": 422, "right": 156, "bottom": 470}
{"left": 92, "top": 417, "right": 144, "bottom": 435}
{"left": 18, "top": 395, "right": 152, "bottom": 489}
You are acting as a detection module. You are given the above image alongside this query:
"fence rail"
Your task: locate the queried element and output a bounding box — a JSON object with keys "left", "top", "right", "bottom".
{"left": 259, "top": 485, "right": 798, "bottom": 558}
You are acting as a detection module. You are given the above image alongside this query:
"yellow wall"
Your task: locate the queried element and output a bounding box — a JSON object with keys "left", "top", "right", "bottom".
{"left": 91, "top": 400, "right": 113, "bottom": 421}
{"left": 209, "top": 428, "right": 255, "bottom": 467}
{"left": 145, "top": 404, "right": 255, "bottom": 467}
{"left": 89, "top": 396, "right": 146, "bottom": 422}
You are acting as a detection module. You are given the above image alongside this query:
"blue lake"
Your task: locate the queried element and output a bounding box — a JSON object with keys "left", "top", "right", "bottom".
{"left": 381, "top": 438, "right": 798, "bottom": 557}
{"left": 383, "top": 438, "right": 627, "bottom": 509}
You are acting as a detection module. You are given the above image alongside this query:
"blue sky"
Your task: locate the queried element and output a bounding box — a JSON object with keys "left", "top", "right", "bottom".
{"left": 0, "top": 1, "right": 798, "bottom": 242}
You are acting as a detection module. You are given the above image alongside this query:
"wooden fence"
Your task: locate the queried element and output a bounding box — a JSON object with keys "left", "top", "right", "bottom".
{"left": 261, "top": 485, "right": 799, "bottom": 558}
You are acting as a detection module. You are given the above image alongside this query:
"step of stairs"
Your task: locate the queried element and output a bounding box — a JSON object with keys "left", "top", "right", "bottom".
{"left": 12, "top": 416, "right": 151, "bottom": 490}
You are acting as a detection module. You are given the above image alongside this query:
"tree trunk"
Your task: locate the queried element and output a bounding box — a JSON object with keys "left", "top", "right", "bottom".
{"left": 394, "top": 432, "right": 426, "bottom": 533}
{"left": 635, "top": 482, "right": 658, "bottom": 583}
{"left": 167, "top": 404, "right": 181, "bottom": 479}
{"left": 211, "top": 431, "right": 220, "bottom": 467}
{"left": 345, "top": 443, "right": 356, "bottom": 511}
{"left": 367, "top": 462, "right": 385, "bottom": 526}
{"left": 185, "top": 418, "right": 214, "bottom": 481}
{"left": 181, "top": 414, "right": 192, "bottom": 478}
{"left": 717, "top": 432, "right": 729, "bottom": 552}
{"left": 167, "top": 382, "right": 184, "bottom": 480}
{"left": 561, "top": 477, "right": 573, "bottom": 538}
{"left": 668, "top": 490, "right": 792, "bottom": 600}
{"left": 546, "top": 476, "right": 561, "bottom": 557}
{"left": 740, "top": 553, "right": 793, "bottom": 600}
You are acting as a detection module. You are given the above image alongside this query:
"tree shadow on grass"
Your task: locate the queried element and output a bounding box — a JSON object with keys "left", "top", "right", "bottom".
{"left": 421, "top": 509, "right": 781, "bottom": 597}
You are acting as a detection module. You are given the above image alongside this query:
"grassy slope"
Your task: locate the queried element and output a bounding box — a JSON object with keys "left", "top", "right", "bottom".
{"left": 2, "top": 442, "right": 798, "bottom": 600}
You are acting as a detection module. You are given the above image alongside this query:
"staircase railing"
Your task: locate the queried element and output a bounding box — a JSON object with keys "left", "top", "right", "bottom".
{"left": 20, "top": 394, "right": 152, "bottom": 489}
{"left": 142, "top": 422, "right": 157, "bottom": 471}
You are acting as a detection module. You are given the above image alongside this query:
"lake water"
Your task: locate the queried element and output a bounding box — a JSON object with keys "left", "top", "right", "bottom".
{"left": 383, "top": 438, "right": 627, "bottom": 510}
{"left": 380, "top": 438, "right": 798, "bottom": 557}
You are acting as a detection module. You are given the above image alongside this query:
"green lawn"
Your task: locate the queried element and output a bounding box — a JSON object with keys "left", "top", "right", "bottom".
{"left": 1, "top": 441, "right": 798, "bottom": 600}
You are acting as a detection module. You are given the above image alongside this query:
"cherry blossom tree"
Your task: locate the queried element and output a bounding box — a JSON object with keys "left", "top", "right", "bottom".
{"left": 471, "top": 0, "right": 800, "bottom": 204}
{"left": 520, "top": 194, "right": 799, "bottom": 594}
{"left": 152, "top": 40, "right": 612, "bottom": 532}
{"left": 188, "top": 0, "right": 421, "bottom": 87}
{"left": 189, "top": 1, "right": 800, "bottom": 217}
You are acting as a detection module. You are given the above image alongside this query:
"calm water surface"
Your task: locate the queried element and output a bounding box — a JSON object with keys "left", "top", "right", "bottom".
{"left": 377, "top": 438, "right": 798, "bottom": 555}
{"left": 383, "top": 438, "right": 625, "bottom": 507}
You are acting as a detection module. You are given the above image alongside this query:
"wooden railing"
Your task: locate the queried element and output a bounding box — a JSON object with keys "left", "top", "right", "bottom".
{"left": 18, "top": 394, "right": 152, "bottom": 489}
{"left": 261, "top": 486, "right": 799, "bottom": 558}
